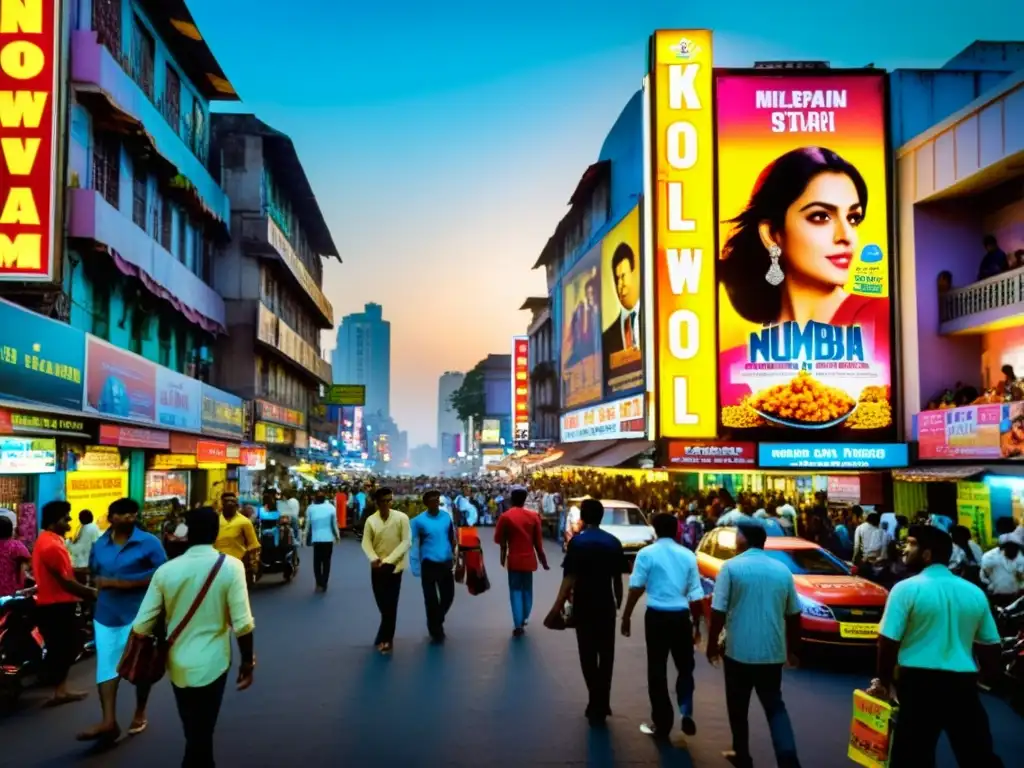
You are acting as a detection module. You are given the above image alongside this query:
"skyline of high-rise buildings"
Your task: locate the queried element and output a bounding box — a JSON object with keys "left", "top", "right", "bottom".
{"left": 437, "top": 371, "right": 465, "bottom": 460}
{"left": 332, "top": 302, "right": 391, "bottom": 420}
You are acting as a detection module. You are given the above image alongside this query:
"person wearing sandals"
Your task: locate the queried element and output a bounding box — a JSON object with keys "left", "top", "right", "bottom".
{"left": 78, "top": 498, "right": 166, "bottom": 743}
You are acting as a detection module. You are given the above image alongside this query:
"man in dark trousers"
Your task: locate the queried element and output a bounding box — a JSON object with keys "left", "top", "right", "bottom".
{"left": 621, "top": 512, "right": 707, "bottom": 740}
{"left": 306, "top": 492, "right": 339, "bottom": 592}
{"left": 409, "top": 489, "right": 458, "bottom": 641}
{"left": 544, "top": 499, "right": 626, "bottom": 726}
{"left": 495, "top": 486, "right": 549, "bottom": 637}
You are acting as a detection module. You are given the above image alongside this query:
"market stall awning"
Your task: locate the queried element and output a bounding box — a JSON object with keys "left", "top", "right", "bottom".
{"left": 543, "top": 440, "right": 619, "bottom": 467}
{"left": 892, "top": 466, "right": 986, "bottom": 482}
{"left": 586, "top": 439, "right": 655, "bottom": 469}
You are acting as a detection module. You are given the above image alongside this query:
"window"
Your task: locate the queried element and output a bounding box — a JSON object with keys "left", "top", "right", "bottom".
{"left": 92, "top": 134, "right": 120, "bottom": 208}
{"left": 176, "top": 213, "right": 186, "bottom": 263}
{"left": 162, "top": 64, "right": 181, "bottom": 130}
{"left": 92, "top": 281, "right": 111, "bottom": 340}
{"left": 92, "top": 0, "right": 122, "bottom": 58}
{"left": 175, "top": 326, "right": 187, "bottom": 372}
{"left": 151, "top": 189, "right": 164, "bottom": 243}
{"left": 600, "top": 507, "right": 646, "bottom": 526}
{"left": 131, "top": 164, "right": 147, "bottom": 229}
{"left": 191, "top": 99, "right": 206, "bottom": 162}
{"left": 158, "top": 319, "right": 171, "bottom": 367}
{"left": 160, "top": 198, "right": 172, "bottom": 251}
{"left": 130, "top": 16, "right": 155, "bottom": 101}
{"left": 764, "top": 548, "right": 850, "bottom": 576}
{"left": 129, "top": 306, "right": 146, "bottom": 354}
{"left": 711, "top": 529, "right": 739, "bottom": 561}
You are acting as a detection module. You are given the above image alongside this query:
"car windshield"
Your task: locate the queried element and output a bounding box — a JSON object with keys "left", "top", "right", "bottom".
{"left": 601, "top": 508, "right": 645, "bottom": 526}
{"left": 764, "top": 548, "right": 849, "bottom": 576}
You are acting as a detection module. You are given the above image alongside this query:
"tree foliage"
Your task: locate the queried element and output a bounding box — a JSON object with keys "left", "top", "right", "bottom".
{"left": 449, "top": 362, "right": 485, "bottom": 425}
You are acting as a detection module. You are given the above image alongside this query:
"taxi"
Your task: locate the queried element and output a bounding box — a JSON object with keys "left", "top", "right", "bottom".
{"left": 695, "top": 527, "right": 889, "bottom": 646}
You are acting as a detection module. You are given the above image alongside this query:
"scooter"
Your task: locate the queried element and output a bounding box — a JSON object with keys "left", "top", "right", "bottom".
{"left": 256, "top": 518, "right": 300, "bottom": 583}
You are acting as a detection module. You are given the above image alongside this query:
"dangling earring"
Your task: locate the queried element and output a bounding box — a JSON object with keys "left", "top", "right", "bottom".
{"left": 765, "top": 243, "right": 784, "bottom": 286}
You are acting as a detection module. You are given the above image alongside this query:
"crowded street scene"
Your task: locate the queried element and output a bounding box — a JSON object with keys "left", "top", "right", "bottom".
{"left": 2, "top": 0, "right": 1024, "bottom": 766}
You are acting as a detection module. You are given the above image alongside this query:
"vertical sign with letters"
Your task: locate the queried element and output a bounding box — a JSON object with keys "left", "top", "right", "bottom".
{"left": 650, "top": 30, "right": 717, "bottom": 438}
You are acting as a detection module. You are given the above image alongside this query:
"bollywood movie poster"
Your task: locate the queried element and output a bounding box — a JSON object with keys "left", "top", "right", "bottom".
{"left": 600, "top": 205, "right": 644, "bottom": 399}
{"left": 715, "top": 72, "right": 893, "bottom": 441}
{"left": 561, "top": 244, "right": 603, "bottom": 409}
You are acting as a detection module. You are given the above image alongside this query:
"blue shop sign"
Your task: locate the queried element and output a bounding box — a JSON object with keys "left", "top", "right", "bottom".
{"left": 758, "top": 443, "right": 909, "bottom": 470}
{"left": 0, "top": 298, "right": 86, "bottom": 412}
{"left": 200, "top": 384, "right": 245, "bottom": 439}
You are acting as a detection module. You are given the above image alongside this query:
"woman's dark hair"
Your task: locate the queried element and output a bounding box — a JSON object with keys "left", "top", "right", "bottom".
{"left": 79, "top": 510, "right": 94, "bottom": 524}
{"left": 0, "top": 516, "right": 13, "bottom": 539}
{"left": 720, "top": 146, "right": 869, "bottom": 324}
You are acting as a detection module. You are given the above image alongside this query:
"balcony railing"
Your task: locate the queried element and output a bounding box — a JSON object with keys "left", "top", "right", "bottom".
{"left": 940, "top": 266, "right": 1024, "bottom": 326}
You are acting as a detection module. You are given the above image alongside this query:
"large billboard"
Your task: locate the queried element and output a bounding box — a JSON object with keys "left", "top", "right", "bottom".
{"left": 715, "top": 72, "right": 893, "bottom": 441}
{"left": 561, "top": 244, "right": 602, "bottom": 409}
{"left": 650, "top": 30, "right": 717, "bottom": 439}
{"left": 600, "top": 206, "right": 643, "bottom": 397}
{"left": 512, "top": 336, "right": 529, "bottom": 445}
{"left": 0, "top": 0, "right": 62, "bottom": 281}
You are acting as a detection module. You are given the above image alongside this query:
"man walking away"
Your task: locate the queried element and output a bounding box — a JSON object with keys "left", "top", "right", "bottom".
{"left": 306, "top": 492, "right": 339, "bottom": 592}
{"left": 133, "top": 507, "right": 255, "bottom": 768}
{"left": 544, "top": 499, "right": 626, "bottom": 726}
{"left": 496, "top": 486, "right": 550, "bottom": 636}
{"left": 361, "top": 487, "right": 411, "bottom": 654}
{"left": 79, "top": 498, "right": 166, "bottom": 743}
{"left": 869, "top": 525, "right": 1004, "bottom": 767}
{"left": 410, "top": 490, "right": 458, "bottom": 642}
{"left": 707, "top": 522, "right": 802, "bottom": 768}
{"left": 32, "top": 501, "right": 96, "bottom": 707}
{"left": 621, "top": 513, "right": 707, "bottom": 741}
{"left": 980, "top": 534, "right": 1024, "bottom": 608}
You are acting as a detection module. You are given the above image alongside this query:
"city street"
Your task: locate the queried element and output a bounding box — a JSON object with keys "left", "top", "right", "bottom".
{"left": 2, "top": 539, "right": 1022, "bottom": 767}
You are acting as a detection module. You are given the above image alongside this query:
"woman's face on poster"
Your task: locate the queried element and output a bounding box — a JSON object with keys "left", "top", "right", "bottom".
{"left": 768, "top": 171, "right": 864, "bottom": 290}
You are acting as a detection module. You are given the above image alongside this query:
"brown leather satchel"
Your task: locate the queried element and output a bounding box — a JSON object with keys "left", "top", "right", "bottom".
{"left": 118, "top": 554, "right": 226, "bottom": 686}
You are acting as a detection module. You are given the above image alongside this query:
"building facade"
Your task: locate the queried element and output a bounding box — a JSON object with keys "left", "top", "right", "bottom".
{"left": 210, "top": 114, "right": 338, "bottom": 456}
{"left": 437, "top": 371, "right": 464, "bottom": 460}
{"left": 333, "top": 303, "right": 391, "bottom": 420}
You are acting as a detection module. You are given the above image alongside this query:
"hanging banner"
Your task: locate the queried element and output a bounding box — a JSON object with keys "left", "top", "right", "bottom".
{"left": 156, "top": 368, "right": 202, "bottom": 431}
{"left": 84, "top": 337, "right": 157, "bottom": 423}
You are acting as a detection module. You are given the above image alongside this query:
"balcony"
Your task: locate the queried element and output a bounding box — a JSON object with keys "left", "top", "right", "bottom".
{"left": 256, "top": 303, "right": 332, "bottom": 384}
{"left": 240, "top": 214, "right": 334, "bottom": 327}
{"left": 67, "top": 187, "right": 226, "bottom": 331}
{"left": 940, "top": 266, "right": 1024, "bottom": 334}
{"left": 70, "top": 31, "right": 229, "bottom": 226}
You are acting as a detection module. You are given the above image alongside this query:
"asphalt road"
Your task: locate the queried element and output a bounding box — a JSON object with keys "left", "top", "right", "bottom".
{"left": 2, "top": 538, "right": 1022, "bottom": 767}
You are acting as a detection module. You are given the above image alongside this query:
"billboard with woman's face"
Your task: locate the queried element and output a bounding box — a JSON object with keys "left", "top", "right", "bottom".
{"left": 715, "top": 72, "right": 894, "bottom": 441}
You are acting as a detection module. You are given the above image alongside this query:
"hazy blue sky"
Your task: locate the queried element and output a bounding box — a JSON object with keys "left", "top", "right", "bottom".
{"left": 190, "top": 1, "right": 1024, "bottom": 446}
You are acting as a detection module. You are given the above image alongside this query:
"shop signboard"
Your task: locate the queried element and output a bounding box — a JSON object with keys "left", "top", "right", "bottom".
{"left": 917, "top": 403, "right": 1024, "bottom": 460}
{"left": 196, "top": 440, "right": 228, "bottom": 464}
{"left": 254, "top": 422, "right": 293, "bottom": 445}
{"left": 294, "top": 430, "right": 309, "bottom": 450}
{"left": 225, "top": 444, "right": 241, "bottom": 464}
{"left": 0, "top": 409, "right": 10, "bottom": 434}
{"left": 66, "top": 470, "right": 129, "bottom": 535}
{"left": 240, "top": 446, "right": 267, "bottom": 470}
{"left": 0, "top": 298, "right": 86, "bottom": 411}
{"left": 480, "top": 419, "right": 501, "bottom": 445}
{"left": 956, "top": 481, "right": 994, "bottom": 549}
{"left": 200, "top": 385, "right": 245, "bottom": 439}
{"left": 758, "top": 443, "right": 908, "bottom": 470}
{"left": 155, "top": 368, "right": 202, "bottom": 431}
{"left": 84, "top": 337, "right": 157, "bottom": 424}
{"left": 256, "top": 400, "right": 306, "bottom": 429}
{"left": 323, "top": 384, "right": 366, "bottom": 407}
{"left": 0, "top": 437, "right": 56, "bottom": 474}
{"left": 308, "top": 437, "right": 328, "bottom": 453}
{"left": 649, "top": 31, "right": 717, "bottom": 439}
{"left": 150, "top": 454, "right": 198, "bottom": 470}
{"left": 0, "top": 0, "right": 62, "bottom": 282}
{"left": 560, "top": 394, "right": 645, "bottom": 443}
{"left": 715, "top": 71, "right": 894, "bottom": 442}
{"left": 666, "top": 441, "right": 756, "bottom": 469}
{"left": 99, "top": 424, "right": 170, "bottom": 450}
{"left": 512, "top": 336, "right": 530, "bottom": 445}
{"left": 827, "top": 475, "right": 862, "bottom": 503}
{"left": 73, "top": 446, "right": 126, "bottom": 472}
{"left": 3, "top": 410, "right": 88, "bottom": 436}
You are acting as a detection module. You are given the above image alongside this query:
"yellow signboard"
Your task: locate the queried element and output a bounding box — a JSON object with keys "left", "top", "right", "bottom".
{"left": 323, "top": 384, "right": 366, "bottom": 406}
{"left": 956, "top": 481, "right": 993, "bottom": 549}
{"left": 66, "top": 470, "right": 129, "bottom": 534}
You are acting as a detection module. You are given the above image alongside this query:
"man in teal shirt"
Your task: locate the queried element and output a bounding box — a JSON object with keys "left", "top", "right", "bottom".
{"left": 410, "top": 490, "right": 458, "bottom": 642}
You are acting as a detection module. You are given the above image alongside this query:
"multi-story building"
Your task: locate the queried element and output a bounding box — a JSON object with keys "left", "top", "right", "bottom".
{"left": 210, "top": 114, "right": 338, "bottom": 455}
{"left": 519, "top": 298, "right": 557, "bottom": 443}
{"left": 437, "top": 371, "right": 465, "bottom": 459}
{"left": 333, "top": 303, "right": 391, "bottom": 420}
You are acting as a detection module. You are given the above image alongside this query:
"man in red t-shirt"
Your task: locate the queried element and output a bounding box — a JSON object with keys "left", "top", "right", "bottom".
{"left": 495, "top": 487, "right": 549, "bottom": 636}
{"left": 32, "top": 501, "right": 96, "bottom": 706}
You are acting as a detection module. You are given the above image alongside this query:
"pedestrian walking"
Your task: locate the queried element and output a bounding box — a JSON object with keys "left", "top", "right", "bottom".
{"left": 31, "top": 501, "right": 96, "bottom": 707}
{"left": 132, "top": 506, "right": 255, "bottom": 768}
{"left": 495, "top": 486, "right": 549, "bottom": 636}
{"left": 410, "top": 489, "right": 458, "bottom": 642}
{"left": 544, "top": 498, "right": 626, "bottom": 726}
{"left": 621, "top": 512, "right": 706, "bottom": 740}
{"left": 78, "top": 498, "right": 166, "bottom": 743}
{"left": 67, "top": 509, "right": 101, "bottom": 574}
{"left": 361, "top": 487, "right": 411, "bottom": 654}
{"left": 213, "top": 492, "right": 261, "bottom": 580}
{"left": 707, "top": 522, "right": 802, "bottom": 768}
{"left": 306, "top": 492, "right": 339, "bottom": 592}
{"left": 868, "top": 525, "right": 1004, "bottom": 767}
{"left": 980, "top": 534, "right": 1024, "bottom": 608}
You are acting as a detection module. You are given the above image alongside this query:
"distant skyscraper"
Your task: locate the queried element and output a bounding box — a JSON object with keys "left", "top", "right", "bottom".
{"left": 437, "top": 371, "right": 464, "bottom": 459}
{"left": 333, "top": 303, "right": 391, "bottom": 419}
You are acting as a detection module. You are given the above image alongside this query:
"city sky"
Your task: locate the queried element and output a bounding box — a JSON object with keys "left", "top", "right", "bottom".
{"left": 189, "top": 1, "right": 1024, "bottom": 446}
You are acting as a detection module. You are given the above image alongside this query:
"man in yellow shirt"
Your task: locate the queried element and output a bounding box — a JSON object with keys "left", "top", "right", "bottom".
{"left": 361, "top": 487, "right": 411, "bottom": 654}
{"left": 214, "top": 493, "right": 260, "bottom": 580}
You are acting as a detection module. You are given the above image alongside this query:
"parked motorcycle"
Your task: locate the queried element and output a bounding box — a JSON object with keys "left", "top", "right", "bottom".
{"left": 256, "top": 517, "right": 300, "bottom": 583}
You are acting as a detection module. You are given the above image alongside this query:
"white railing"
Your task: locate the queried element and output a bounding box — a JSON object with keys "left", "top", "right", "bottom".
{"left": 940, "top": 266, "right": 1024, "bottom": 324}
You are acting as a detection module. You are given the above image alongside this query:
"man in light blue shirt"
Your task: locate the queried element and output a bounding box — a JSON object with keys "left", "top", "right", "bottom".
{"left": 410, "top": 490, "right": 458, "bottom": 641}
{"left": 455, "top": 485, "right": 478, "bottom": 527}
{"left": 621, "top": 513, "right": 707, "bottom": 741}
{"left": 306, "top": 493, "right": 339, "bottom": 592}
{"left": 707, "top": 523, "right": 802, "bottom": 768}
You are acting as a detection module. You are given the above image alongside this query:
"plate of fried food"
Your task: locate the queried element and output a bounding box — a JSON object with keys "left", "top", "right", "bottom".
{"left": 748, "top": 370, "right": 858, "bottom": 430}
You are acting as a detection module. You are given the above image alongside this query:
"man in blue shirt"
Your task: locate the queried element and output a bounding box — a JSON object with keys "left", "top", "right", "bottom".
{"left": 410, "top": 490, "right": 458, "bottom": 642}
{"left": 79, "top": 498, "right": 166, "bottom": 743}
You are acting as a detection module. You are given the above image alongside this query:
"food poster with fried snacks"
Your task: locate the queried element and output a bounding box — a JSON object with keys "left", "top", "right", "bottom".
{"left": 714, "top": 71, "right": 893, "bottom": 440}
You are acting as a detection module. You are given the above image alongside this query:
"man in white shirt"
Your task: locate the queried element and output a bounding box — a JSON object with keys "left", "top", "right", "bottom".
{"left": 455, "top": 485, "right": 478, "bottom": 527}
{"left": 853, "top": 511, "right": 890, "bottom": 565}
{"left": 306, "top": 492, "right": 339, "bottom": 592}
{"left": 980, "top": 535, "right": 1024, "bottom": 605}
{"left": 707, "top": 523, "right": 802, "bottom": 768}
{"left": 621, "top": 513, "right": 707, "bottom": 741}
{"left": 68, "top": 510, "right": 102, "bottom": 572}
